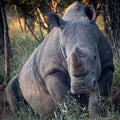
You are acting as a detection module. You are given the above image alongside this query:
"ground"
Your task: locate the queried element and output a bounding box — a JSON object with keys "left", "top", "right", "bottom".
{"left": 0, "top": 85, "right": 120, "bottom": 120}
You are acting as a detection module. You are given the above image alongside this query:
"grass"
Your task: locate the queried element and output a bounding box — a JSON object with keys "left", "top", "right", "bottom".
{"left": 9, "top": 38, "right": 40, "bottom": 78}
{"left": 113, "top": 55, "right": 120, "bottom": 87}
{"left": 0, "top": 17, "right": 120, "bottom": 120}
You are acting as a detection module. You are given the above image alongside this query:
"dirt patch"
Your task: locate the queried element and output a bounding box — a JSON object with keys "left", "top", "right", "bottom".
{"left": 110, "top": 87, "right": 120, "bottom": 111}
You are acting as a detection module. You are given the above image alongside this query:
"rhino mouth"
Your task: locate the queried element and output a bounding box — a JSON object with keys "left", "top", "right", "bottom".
{"left": 70, "top": 80, "right": 99, "bottom": 94}
{"left": 70, "top": 84, "right": 90, "bottom": 94}
{"left": 70, "top": 78, "right": 98, "bottom": 94}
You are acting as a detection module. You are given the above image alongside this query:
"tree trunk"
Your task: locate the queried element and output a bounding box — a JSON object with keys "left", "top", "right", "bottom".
{"left": 0, "top": 7, "right": 4, "bottom": 56}
{"left": 0, "top": 0, "right": 10, "bottom": 82}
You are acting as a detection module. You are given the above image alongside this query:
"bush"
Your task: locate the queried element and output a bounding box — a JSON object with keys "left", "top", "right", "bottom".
{"left": 113, "top": 55, "right": 120, "bottom": 87}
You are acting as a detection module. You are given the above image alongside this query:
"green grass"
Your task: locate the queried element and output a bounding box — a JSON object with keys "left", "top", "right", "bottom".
{"left": 113, "top": 55, "right": 120, "bottom": 87}
{"left": 9, "top": 38, "right": 41, "bottom": 79}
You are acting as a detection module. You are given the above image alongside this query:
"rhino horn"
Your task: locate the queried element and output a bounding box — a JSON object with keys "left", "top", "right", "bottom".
{"left": 70, "top": 52, "right": 78, "bottom": 74}
{"left": 70, "top": 51, "right": 85, "bottom": 74}
{"left": 70, "top": 52, "right": 79, "bottom": 66}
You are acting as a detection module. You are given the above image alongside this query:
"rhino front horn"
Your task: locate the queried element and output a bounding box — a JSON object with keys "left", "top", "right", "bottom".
{"left": 70, "top": 51, "right": 85, "bottom": 74}
{"left": 70, "top": 52, "right": 78, "bottom": 65}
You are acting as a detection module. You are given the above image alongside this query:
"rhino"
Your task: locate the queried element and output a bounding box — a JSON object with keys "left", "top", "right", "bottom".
{"left": 5, "top": 1, "right": 114, "bottom": 118}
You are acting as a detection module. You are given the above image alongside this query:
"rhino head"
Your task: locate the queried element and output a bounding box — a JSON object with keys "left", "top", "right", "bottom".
{"left": 48, "top": 2, "right": 101, "bottom": 95}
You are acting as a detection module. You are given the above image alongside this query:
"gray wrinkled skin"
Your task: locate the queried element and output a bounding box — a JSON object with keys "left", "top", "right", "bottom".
{"left": 5, "top": 1, "right": 114, "bottom": 118}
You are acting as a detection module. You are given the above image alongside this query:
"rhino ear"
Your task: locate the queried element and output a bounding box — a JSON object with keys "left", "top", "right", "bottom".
{"left": 84, "top": 5, "right": 96, "bottom": 21}
{"left": 48, "top": 12, "right": 67, "bottom": 29}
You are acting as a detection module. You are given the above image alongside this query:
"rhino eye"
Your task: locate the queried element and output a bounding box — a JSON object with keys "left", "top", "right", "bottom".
{"left": 92, "top": 71, "right": 95, "bottom": 75}
{"left": 77, "top": 50, "right": 85, "bottom": 58}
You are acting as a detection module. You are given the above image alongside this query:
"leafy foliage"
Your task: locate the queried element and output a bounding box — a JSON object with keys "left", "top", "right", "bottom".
{"left": 5, "top": 0, "right": 120, "bottom": 54}
{"left": 113, "top": 55, "right": 120, "bottom": 87}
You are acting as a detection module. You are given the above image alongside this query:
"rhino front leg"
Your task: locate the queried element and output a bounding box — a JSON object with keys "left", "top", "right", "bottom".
{"left": 44, "top": 71, "right": 69, "bottom": 118}
{"left": 88, "top": 88, "right": 101, "bottom": 117}
{"left": 45, "top": 71, "right": 70, "bottom": 102}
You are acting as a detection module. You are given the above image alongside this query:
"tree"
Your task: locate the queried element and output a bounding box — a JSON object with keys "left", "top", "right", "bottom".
{"left": 0, "top": 0, "right": 11, "bottom": 82}
{"left": 0, "top": 5, "right": 4, "bottom": 56}
{"left": 5, "top": 0, "right": 120, "bottom": 55}
{"left": 99, "top": 0, "right": 120, "bottom": 56}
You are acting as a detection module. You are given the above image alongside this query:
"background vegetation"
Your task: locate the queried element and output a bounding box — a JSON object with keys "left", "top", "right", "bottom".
{"left": 0, "top": 0, "right": 120, "bottom": 120}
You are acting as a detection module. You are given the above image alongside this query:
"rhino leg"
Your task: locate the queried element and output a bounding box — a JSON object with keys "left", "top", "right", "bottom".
{"left": 88, "top": 89, "right": 102, "bottom": 117}
{"left": 18, "top": 76, "right": 60, "bottom": 118}
{"left": 45, "top": 71, "right": 70, "bottom": 102}
{"left": 5, "top": 75, "right": 28, "bottom": 113}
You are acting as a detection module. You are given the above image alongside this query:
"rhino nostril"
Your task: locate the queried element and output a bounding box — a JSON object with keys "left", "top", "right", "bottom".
{"left": 92, "top": 71, "right": 95, "bottom": 75}
{"left": 92, "top": 80, "right": 97, "bottom": 87}
{"left": 93, "top": 55, "right": 96, "bottom": 60}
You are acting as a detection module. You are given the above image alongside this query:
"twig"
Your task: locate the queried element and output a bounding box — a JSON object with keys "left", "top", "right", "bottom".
{"left": 32, "top": 4, "right": 44, "bottom": 39}
{"left": 25, "top": 20, "right": 40, "bottom": 42}
{"left": 18, "top": 17, "right": 24, "bottom": 32}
